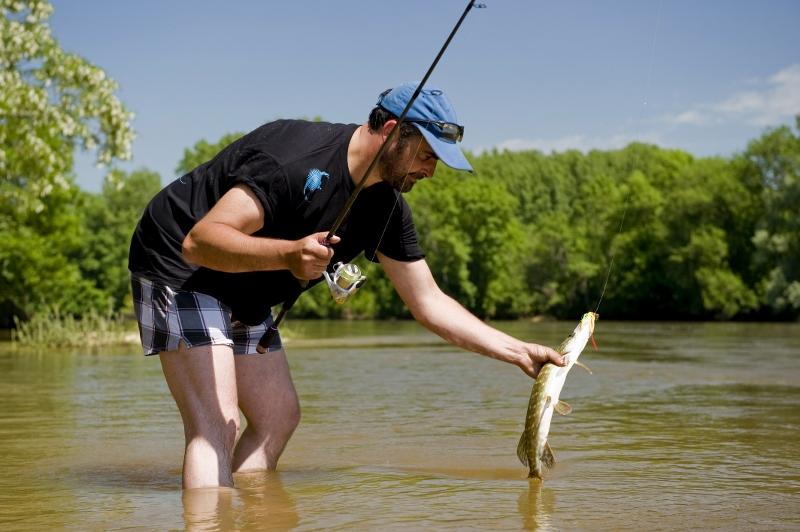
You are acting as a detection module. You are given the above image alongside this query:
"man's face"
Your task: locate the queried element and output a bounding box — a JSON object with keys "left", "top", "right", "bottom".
{"left": 379, "top": 135, "right": 439, "bottom": 193}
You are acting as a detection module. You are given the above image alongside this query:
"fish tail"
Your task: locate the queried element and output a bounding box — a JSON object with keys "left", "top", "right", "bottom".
{"left": 527, "top": 441, "right": 557, "bottom": 479}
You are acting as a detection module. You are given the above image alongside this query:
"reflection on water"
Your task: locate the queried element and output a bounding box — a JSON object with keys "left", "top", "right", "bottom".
{"left": 518, "top": 481, "right": 555, "bottom": 531}
{"left": 182, "top": 487, "right": 238, "bottom": 532}
{"left": 181, "top": 474, "right": 299, "bottom": 532}
{"left": 0, "top": 320, "right": 799, "bottom": 530}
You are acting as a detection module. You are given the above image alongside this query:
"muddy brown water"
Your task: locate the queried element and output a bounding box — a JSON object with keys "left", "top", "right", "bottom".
{"left": 1, "top": 320, "right": 798, "bottom": 530}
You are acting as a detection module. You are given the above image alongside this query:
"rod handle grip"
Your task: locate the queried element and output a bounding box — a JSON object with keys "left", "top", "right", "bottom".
{"left": 256, "top": 325, "right": 279, "bottom": 354}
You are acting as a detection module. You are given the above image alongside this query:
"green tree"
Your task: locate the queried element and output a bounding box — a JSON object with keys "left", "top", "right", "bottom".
{"left": 78, "top": 169, "right": 162, "bottom": 311}
{"left": 0, "top": 0, "right": 134, "bottom": 325}
{"left": 742, "top": 117, "right": 800, "bottom": 317}
{"left": 1, "top": 0, "right": 134, "bottom": 214}
{"left": 409, "top": 171, "right": 531, "bottom": 318}
{"left": 0, "top": 178, "right": 108, "bottom": 323}
{"left": 662, "top": 157, "right": 759, "bottom": 318}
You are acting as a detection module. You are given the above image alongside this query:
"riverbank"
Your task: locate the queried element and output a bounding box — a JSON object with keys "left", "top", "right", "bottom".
{"left": 4, "top": 313, "right": 799, "bottom": 350}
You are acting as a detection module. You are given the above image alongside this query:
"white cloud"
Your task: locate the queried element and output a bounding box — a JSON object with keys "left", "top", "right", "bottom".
{"left": 714, "top": 91, "right": 764, "bottom": 114}
{"left": 668, "top": 110, "right": 711, "bottom": 126}
{"left": 663, "top": 63, "right": 800, "bottom": 127}
{"left": 478, "top": 132, "right": 664, "bottom": 155}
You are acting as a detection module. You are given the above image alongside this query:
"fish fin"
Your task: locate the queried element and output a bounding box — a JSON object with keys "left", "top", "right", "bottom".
{"left": 542, "top": 441, "right": 556, "bottom": 469}
{"left": 517, "top": 431, "right": 530, "bottom": 467}
{"left": 539, "top": 396, "right": 551, "bottom": 424}
{"left": 554, "top": 400, "right": 573, "bottom": 416}
{"left": 574, "top": 360, "right": 593, "bottom": 375}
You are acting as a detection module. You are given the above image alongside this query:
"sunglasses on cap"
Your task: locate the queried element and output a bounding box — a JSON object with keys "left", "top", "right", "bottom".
{"left": 406, "top": 119, "right": 465, "bottom": 143}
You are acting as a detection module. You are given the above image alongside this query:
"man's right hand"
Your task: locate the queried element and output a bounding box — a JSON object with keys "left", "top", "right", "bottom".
{"left": 288, "top": 232, "right": 341, "bottom": 280}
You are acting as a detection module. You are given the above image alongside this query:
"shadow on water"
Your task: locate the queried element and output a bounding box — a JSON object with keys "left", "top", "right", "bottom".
{"left": 76, "top": 464, "right": 179, "bottom": 491}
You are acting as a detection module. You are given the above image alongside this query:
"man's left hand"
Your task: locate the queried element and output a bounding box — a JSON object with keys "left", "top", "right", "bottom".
{"left": 516, "top": 344, "right": 566, "bottom": 379}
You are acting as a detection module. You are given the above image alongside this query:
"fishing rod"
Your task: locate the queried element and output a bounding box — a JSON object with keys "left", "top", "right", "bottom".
{"left": 256, "top": 0, "right": 485, "bottom": 353}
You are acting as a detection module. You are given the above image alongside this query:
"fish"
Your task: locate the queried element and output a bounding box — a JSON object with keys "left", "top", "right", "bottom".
{"left": 517, "top": 312, "right": 598, "bottom": 479}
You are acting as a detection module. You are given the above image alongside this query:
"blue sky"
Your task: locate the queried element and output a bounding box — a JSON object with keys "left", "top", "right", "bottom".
{"left": 49, "top": 0, "right": 800, "bottom": 192}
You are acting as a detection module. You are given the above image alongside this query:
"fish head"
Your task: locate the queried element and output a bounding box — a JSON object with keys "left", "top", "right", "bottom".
{"left": 580, "top": 312, "right": 599, "bottom": 334}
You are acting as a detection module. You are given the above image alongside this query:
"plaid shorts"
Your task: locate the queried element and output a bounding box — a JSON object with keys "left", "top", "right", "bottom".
{"left": 130, "top": 274, "right": 283, "bottom": 356}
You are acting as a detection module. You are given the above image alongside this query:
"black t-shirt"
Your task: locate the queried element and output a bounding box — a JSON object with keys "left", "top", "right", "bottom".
{"left": 128, "top": 119, "right": 424, "bottom": 325}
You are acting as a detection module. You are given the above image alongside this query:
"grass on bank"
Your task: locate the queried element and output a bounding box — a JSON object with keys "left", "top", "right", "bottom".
{"left": 10, "top": 306, "right": 301, "bottom": 348}
{"left": 12, "top": 307, "right": 138, "bottom": 348}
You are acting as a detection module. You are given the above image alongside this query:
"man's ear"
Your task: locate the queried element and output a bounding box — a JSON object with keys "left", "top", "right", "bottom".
{"left": 382, "top": 119, "right": 397, "bottom": 140}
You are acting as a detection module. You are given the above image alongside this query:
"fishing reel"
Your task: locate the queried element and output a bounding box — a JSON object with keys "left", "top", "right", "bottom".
{"left": 323, "top": 262, "right": 367, "bottom": 304}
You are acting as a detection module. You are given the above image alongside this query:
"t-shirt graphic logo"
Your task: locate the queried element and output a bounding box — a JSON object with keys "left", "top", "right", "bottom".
{"left": 304, "top": 168, "right": 330, "bottom": 200}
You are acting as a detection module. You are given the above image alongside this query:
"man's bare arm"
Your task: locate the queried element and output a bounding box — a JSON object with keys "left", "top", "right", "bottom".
{"left": 379, "top": 252, "right": 564, "bottom": 378}
{"left": 182, "top": 184, "right": 338, "bottom": 279}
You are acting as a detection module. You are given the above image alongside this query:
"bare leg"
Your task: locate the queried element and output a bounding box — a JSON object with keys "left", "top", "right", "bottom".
{"left": 160, "top": 342, "right": 240, "bottom": 489}
{"left": 232, "top": 349, "right": 301, "bottom": 473}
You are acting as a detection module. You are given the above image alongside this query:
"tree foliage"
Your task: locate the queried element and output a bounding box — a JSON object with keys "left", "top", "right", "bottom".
{"left": 1, "top": 0, "right": 134, "bottom": 214}
{"left": 742, "top": 117, "right": 800, "bottom": 316}
{"left": 0, "top": 169, "right": 159, "bottom": 325}
{"left": 0, "top": 178, "right": 107, "bottom": 322}
{"left": 78, "top": 169, "right": 162, "bottom": 311}
{"left": 0, "top": 0, "right": 136, "bottom": 325}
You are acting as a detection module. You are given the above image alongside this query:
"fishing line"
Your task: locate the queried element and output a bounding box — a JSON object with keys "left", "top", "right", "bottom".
{"left": 593, "top": 0, "right": 663, "bottom": 313}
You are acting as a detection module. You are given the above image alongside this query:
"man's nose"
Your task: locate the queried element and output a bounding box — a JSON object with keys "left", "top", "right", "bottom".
{"left": 423, "top": 159, "right": 438, "bottom": 177}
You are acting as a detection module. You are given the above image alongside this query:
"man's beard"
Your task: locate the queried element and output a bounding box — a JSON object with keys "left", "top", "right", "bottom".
{"left": 379, "top": 138, "right": 424, "bottom": 193}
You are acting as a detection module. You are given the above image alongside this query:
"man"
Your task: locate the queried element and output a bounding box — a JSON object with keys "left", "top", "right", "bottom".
{"left": 128, "top": 82, "right": 564, "bottom": 490}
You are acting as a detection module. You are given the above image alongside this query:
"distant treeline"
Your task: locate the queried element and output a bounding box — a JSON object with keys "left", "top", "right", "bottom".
{"left": 1, "top": 120, "right": 798, "bottom": 327}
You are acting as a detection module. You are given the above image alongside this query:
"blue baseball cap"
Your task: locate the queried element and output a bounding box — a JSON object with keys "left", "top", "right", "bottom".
{"left": 377, "top": 82, "right": 474, "bottom": 173}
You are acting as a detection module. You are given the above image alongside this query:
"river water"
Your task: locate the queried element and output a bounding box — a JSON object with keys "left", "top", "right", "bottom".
{"left": 1, "top": 320, "right": 798, "bottom": 530}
